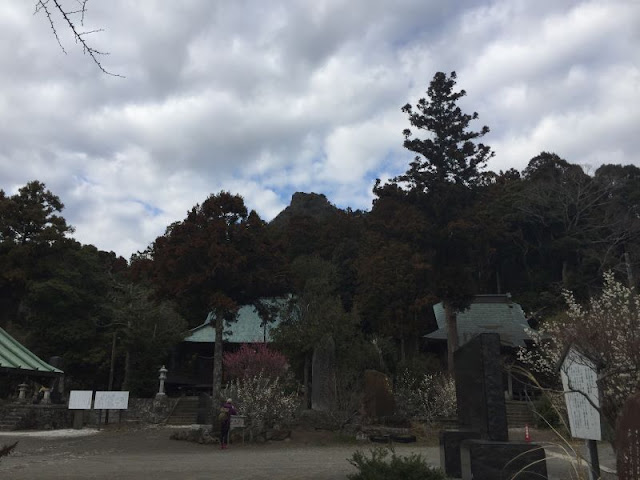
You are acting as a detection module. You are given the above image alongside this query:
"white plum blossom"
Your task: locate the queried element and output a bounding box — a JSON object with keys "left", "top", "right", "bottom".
{"left": 223, "top": 372, "right": 299, "bottom": 440}
{"left": 518, "top": 272, "right": 640, "bottom": 432}
{"left": 395, "top": 371, "right": 456, "bottom": 423}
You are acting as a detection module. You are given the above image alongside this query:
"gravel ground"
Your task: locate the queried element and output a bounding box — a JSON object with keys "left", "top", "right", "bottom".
{"left": 0, "top": 425, "right": 617, "bottom": 479}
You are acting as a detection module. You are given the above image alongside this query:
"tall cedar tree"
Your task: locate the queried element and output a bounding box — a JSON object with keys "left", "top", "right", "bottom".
{"left": 378, "top": 71, "right": 494, "bottom": 374}
{"left": 0, "top": 180, "right": 74, "bottom": 245}
{"left": 147, "top": 192, "right": 286, "bottom": 401}
{"left": 0, "top": 181, "right": 73, "bottom": 328}
{"left": 0, "top": 181, "right": 133, "bottom": 388}
{"left": 357, "top": 195, "right": 434, "bottom": 360}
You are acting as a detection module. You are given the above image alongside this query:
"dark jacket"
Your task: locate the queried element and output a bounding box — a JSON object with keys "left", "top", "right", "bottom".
{"left": 220, "top": 402, "right": 237, "bottom": 428}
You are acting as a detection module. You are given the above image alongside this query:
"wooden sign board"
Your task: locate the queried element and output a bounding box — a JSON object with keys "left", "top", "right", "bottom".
{"left": 560, "top": 347, "right": 601, "bottom": 441}
{"left": 94, "top": 391, "right": 130, "bottom": 410}
{"left": 230, "top": 415, "right": 245, "bottom": 429}
{"left": 68, "top": 390, "right": 93, "bottom": 410}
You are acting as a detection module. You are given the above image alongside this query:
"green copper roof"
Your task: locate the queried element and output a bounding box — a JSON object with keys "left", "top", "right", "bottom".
{"left": 426, "top": 295, "right": 533, "bottom": 347}
{"left": 184, "top": 301, "right": 284, "bottom": 343}
{"left": 0, "top": 327, "right": 64, "bottom": 375}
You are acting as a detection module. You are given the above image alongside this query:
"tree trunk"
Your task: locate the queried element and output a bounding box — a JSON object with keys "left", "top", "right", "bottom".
{"left": 445, "top": 302, "right": 458, "bottom": 377}
{"left": 212, "top": 314, "right": 224, "bottom": 401}
{"left": 625, "top": 251, "right": 635, "bottom": 289}
{"left": 106, "top": 331, "right": 117, "bottom": 424}
{"left": 122, "top": 350, "right": 130, "bottom": 391}
{"left": 122, "top": 320, "right": 132, "bottom": 391}
{"left": 415, "top": 311, "right": 420, "bottom": 354}
{"left": 562, "top": 260, "right": 570, "bottom": 287}
{"left": 108, "top": 332, "right": 117, "bottom": 391}
{"left": 303, "top": 352, "right": 310, "bottom": 410}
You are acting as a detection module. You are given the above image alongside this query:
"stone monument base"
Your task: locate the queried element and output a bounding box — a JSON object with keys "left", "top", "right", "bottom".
{"left": 439, "top": 430, "right": 482, "bottom": 478}
{"left": 460, "top": 439, "right": 548, "bottom": 480}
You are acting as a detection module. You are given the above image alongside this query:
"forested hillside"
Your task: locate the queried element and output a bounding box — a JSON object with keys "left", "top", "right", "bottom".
{"left": 1, "top": 72, "right": 639, "bottom": 396}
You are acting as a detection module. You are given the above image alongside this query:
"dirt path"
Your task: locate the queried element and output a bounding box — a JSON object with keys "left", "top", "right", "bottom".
{"left": 0, "top": 425, "right": 616, "bottom": 479}
{"left": 0, "top": 426, "right": 430, "bottom": 480}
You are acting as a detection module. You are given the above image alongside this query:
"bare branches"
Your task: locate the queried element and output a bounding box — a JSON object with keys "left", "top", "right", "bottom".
{"left": 34, "top": 0, "right": 123, "bottom": 77}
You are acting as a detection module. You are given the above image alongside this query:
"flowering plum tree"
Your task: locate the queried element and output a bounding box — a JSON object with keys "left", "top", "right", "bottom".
{"left": 223, "top": 372, "right": 299, "bottom": 440}
{"left": 223, "top": 343, "right": 288, "bottom": 380}
{"left": 394, "top": 370, "right": 456, "bottom": 423}
{"left": 519, "top": 272, "right": 640, "bottom": 435}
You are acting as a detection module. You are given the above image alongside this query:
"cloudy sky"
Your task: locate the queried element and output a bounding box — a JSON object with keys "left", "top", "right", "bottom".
{"left": 1, "top": 1, "right": 639, "bottom": 259}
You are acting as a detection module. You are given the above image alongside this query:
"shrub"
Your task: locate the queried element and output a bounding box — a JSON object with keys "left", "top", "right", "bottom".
{"left": 223, "top": 371, "right": 299, "bottom": 440}
{"left": 394, "top": 370, "right": 456, "bottom": 422}
{"left": 533, "top": 393, "right": 563, "bottom": 429}
{"left": 348, "top": 447, "right": 447, "bottom": 480}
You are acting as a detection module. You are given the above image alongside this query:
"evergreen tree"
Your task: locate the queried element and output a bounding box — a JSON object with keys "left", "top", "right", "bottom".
{"left": 398, "top": 71, "right": 493, "bottom": 190}
{"left": 377, "top": 71, "right": 494, "bottom": 374}
{"left": 145, "top": 192, "right": 286, "bottom": 400}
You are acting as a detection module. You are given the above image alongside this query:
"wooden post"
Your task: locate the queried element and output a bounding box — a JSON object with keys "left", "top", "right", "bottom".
{"left": 586, "top": 439, "right": 600, "bottom": 480}
{"left": 106, "top": 332, "right": 117, "bottom": 424}
{"left": 304, "top": 352, "right": 310, "bottom": 409}
{"left": 445, "top": 302, "right": 458, "bottom": 376}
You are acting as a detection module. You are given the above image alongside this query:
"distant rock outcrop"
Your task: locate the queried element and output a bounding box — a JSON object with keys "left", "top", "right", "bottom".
{"left": 269, "top": 192, "right": 340, "bottom": 230}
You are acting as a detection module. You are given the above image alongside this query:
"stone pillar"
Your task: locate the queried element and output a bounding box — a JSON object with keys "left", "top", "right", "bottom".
{"left": 440, "top": 430, "right": 481, "bottom": 478}
{"left": 506, "top": 365, "right": 513, "bottom": 400}
{"left": 363, "top": 370, "right": 394, "bottom": 419}
{"left": 18, "top": 383, "right": 29, "bottom": 403}
{"left": 311, "top": 335, "right": 337, "bottom": 412}
{"left": 156, "top": 365, "right": 168, "bottom": 399}
{"left": 454, "top": 333, "right": 508, "bottom": 441}
{"left": 460, "top": 439, "right": 548, "bottom": 480}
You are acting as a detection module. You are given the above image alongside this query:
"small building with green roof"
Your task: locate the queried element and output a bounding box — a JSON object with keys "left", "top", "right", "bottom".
{"left": 425, "top": 294, "right": 534, "bottom": 348}
{"left": 183, "top": 304, "right": 281, "bottom": 344}
{"left": 425, "top": 294, "right": 538, "bottom": 401}
{"left": 0, "top": 327, "right": 63, "bottom": 377}
{"left": 166, "top": 300, "right": 284, "bottom": 394}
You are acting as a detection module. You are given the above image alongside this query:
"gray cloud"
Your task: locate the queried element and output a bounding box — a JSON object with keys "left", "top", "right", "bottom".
{"left": 0, "top": 0, "right": 638, "bottom": 258}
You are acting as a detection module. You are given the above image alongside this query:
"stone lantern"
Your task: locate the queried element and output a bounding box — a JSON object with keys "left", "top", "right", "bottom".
{"left": 156, "top": 365, "right": 168, "bottom": 398}
{"left": 18, "top": 383, "right": 29, "bottom": 403}
{"left": 42, "top": 388, "right": 51, "bottom": 404}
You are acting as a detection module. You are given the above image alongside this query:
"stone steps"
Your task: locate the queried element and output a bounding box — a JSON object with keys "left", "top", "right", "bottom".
{"left": 505, "top": 401, "right": 535, "bottom": 427}
{"left": 0, "top": 412, "right": 24, "bottom": 431}
{"left": 165, "top": 397, "right": 200, "bottom": 425}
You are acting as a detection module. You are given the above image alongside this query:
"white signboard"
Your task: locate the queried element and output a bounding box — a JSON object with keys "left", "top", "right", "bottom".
{"left": 230, "top": 415, "right": 245, "bottom": 429}
{"left": 560, "top": 348, "right": 601, "bottom": 440}
{"left": 68, "top": 390, "right": 93, "bottom": 410}
{"left": 94, "top": 391, "right": 130, "bottom": 410}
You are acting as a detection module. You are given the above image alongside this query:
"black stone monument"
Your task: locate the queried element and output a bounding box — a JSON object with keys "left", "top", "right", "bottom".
{"left": 461, "top": 440, "right": 547, "bottom": 480}
{"left": 439, "top": 333, "right": 548, "bottom": 479}
{"left": 454, "top": 332, "right": 508, "bottom": 441}
{"left": 439, "top": 430, "right": 481, "bottom": 478}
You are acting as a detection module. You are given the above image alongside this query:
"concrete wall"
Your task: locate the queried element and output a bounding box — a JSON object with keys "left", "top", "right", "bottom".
{"left": 122, "top": 397, "right": 178, "bottom": 424}
{"left": 0, "top": 404, "right": 73, "bottom": 430}
{"left": 0, "top": 397, "right": 178, "bottom": 430}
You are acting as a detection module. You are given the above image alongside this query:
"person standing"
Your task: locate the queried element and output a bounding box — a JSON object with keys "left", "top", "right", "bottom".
{"left": 218, "top": 398, "right": 237, "bottom": 449}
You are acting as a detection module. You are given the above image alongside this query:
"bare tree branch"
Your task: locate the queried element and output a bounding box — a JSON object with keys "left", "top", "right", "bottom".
{"left": 34, "top": 0, "right": 123, "bottom": 77}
